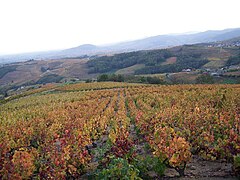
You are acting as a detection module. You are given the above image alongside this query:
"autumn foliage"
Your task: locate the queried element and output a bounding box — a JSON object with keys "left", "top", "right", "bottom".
{"left": 0, "top": 82, "right": 239, "bottom": 178}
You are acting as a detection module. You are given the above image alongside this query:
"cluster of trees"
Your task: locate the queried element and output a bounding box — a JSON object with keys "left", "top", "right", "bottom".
{"left": 196, "top": 74, "right": 214, "bottom": 84}
{"left": 226, "top": 53, "right": 240, "bottom": 66}
{"left": 97, "top": 74, "right": 124, "bottom": 82}
{"left": 87, "top": 47, "right": 209, "bottom": 75}
{"left": 135, "top": 55, "right": 209, "bottom": 74}
{"left": 96, "top": 74, "right": 166, "bottom": 84}
{"left": 36, "top": 74, "right": 64, "bottom": 84}
{"left": 0, "top": 65, "right": 18, "bottom": 79}
{"left": 87, "top": 50, "right": 172, "bottom": 73}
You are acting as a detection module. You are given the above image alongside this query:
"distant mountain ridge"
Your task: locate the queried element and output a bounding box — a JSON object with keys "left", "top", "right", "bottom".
{"left": 1, "top": 28, "right": 240, "bottom": 64}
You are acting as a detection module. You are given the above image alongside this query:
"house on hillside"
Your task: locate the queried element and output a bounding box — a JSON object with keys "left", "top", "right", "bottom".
{"left": 210, "top": 72, "right": 220, "bottom": 76}
{"left": 182, "top": 68, "right": 191, "bottom": 72}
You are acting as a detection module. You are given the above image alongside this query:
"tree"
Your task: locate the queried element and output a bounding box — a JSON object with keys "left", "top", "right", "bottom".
{"left": 97, "top": 74, "right": 109, "bottom": 82}
{"left": 196, "top": 74, "right": 214, "bottom": 84}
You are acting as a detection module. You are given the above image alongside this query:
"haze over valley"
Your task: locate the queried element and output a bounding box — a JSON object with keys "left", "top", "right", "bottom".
{"left": 1, "top": 28, "right": 240, "bottom": 64}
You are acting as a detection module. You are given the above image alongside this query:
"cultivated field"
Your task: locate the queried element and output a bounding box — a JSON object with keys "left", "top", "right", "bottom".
{"left": 0, "top": 82, "right": 239, "bottom": 179}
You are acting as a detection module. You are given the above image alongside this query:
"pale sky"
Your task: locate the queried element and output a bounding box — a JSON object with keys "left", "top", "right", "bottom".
{"left": 0, "top": 0, "right": 239, "bottom": 55}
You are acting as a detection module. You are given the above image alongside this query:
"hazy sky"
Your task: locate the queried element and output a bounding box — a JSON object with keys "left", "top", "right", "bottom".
{"left": 0, "top": 0, "right": 239, "bottom": 55}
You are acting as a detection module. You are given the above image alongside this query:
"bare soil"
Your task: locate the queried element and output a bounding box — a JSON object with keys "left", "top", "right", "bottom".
{"left": 162, "top": 155, "right": 237, "bottom": 179}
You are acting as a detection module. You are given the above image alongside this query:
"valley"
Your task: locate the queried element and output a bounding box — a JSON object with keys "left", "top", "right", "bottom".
{"left": 0, "top": 30, "right": 239, "bottom": 180}
{"left": 0, "top": 39, "right": 239, "bottom": 99}
{"left": 1, "top": 1, "right": 240, "bottom": 179}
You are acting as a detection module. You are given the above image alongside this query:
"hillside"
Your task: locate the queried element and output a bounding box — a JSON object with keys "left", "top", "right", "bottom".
{"left": 0, "top": 40, "right": 239, "bottom": 98}
{"left": 1, "top": 28, "right": 240, "bottom": 64}
{"left": 87, "top": 44, "right": 240, "bottom": 74}
{"left": 0, "top": 82, "right": 239, "bottom": 179}
{"left": 0, "top": 58, "right": 98, "bottom": 96}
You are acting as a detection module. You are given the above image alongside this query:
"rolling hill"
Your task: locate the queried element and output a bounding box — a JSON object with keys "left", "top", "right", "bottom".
{"left": 87, "top": 43, "right": 240, "bottom": 74}
{"left": 0, "top": 38, "right": 239, "bottom": 95}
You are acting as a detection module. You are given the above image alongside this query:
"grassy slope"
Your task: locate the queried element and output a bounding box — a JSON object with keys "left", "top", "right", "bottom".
{"left": 203, "top": 60, "right": 228, "bottom": 68}
{"left": 161, "top": 57, "right": 177, "bottom": 65}
{"left": 115, "top": 64, "right": 145, "bottom": 75}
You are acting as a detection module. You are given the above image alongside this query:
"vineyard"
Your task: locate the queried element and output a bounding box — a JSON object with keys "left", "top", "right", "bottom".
{"left": 0, "top": 82, "right": 239, "bottom": 179}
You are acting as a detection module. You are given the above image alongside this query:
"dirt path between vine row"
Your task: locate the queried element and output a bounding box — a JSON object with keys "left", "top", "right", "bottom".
{"left": 126, "top": 94, "right": 238, "bottom": 179}
{"left": 163, "top": 155, "right": 237, "bottom": 179}
{"left": 129, "top": 117, "right": 238, "bottom": 179}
